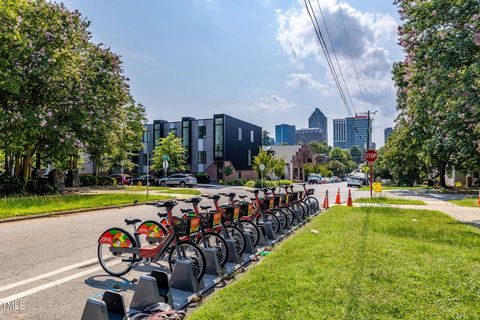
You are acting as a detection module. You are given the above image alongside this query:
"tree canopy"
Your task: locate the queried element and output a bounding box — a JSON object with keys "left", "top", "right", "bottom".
{"left": 152, "top": 132, "right": 187, "bottom": 174}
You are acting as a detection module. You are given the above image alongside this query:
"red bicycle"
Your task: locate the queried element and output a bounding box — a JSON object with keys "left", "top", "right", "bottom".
{"left": 97, "top": 200, "right": 206, "bottom": 280}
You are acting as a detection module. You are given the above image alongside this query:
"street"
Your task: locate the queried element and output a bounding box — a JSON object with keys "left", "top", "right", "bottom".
{"left": 0, "top": 182, "right": 348, "bottom": 319}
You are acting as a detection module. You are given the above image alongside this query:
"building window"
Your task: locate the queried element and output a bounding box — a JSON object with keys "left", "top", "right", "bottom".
{"left": 143, "top": 131, "right": 150, "bottom": 143}
{"left": 143, "top": 153, "right": 148, "bottom": 165}
{"left": 247, "top": 150, "right": 252, "bottom": 166}
{"left": 215, "top": 117, "right": 224, "bottom": 158}
{"left": 198, "top": 126, "right": 207, "bottom": 139}
{"left": 198, "top": 151, "right": 206, "bottom": 164}
{"left": 250, "top": 130, "right": 254, "bottom": 143}
{"left": 238, "top": 127, "right": 242, "bottom": 141}
{"left": 153, "top": 123, "right": 161, "bottom": 146}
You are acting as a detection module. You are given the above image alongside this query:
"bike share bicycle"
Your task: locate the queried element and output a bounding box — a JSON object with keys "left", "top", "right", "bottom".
{"left": 97, "top": 200, "right": 206, "bottom": 281}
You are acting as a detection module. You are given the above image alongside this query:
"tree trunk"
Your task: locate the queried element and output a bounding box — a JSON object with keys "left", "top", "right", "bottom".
{"left": 439, "top": 161, "right": 447, "bottom": 188}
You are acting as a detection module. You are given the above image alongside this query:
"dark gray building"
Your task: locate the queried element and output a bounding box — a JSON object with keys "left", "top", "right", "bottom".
{"left": 384, "top": 127, "right": 393, "bottom": 144}
{"left": 308, "top": 108, "right": 328, "bottom": 142}
{"left": 137, "top": 114, "right": 262, "bottom": 179}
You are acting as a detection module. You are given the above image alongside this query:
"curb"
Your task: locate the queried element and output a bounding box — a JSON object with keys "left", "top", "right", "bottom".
{"left": 0, "top": 200, "right": 163, "bottom": 224}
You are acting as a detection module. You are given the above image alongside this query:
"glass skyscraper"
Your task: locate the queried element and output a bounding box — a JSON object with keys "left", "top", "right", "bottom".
{"left": 308, "top": 108, "right": 328, "bottom": 142}
{"left": 333, "top": 113, "right": 372, "bottom": 149}
{"left": 275, "top": 124, "right": 296, "bottom": 145}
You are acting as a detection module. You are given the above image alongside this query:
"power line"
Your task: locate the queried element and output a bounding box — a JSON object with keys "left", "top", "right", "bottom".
{"left": 337, "top": 0, "right": 367, "bottom": 105}
{"left": 315, "top": 0, "right": 357, "bottom": 115}
{"left": 303, "top": 0, "right": 354, "bottom": 118}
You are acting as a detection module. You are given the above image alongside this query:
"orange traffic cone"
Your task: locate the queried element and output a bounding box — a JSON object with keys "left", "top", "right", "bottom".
{"left": 323, "top": 190, "right": 329, "bottom": 209}
{"left": 477, "top": 190, "right": 480, "bottom": 206}
{"left": 347, "top": 189, "right": 353, "bottom": 207}
{"left": 335, "top": 188, "right": 341, "bottom": 204}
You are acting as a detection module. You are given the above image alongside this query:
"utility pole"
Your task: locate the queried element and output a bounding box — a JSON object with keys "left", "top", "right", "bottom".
{"left": 367, "top": 110, "right": 370, "bottom": 150}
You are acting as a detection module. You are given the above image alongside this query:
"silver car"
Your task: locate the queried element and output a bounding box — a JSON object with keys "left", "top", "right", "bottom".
{"left": 159, "top": 174, "right": 197, "bottom": 188}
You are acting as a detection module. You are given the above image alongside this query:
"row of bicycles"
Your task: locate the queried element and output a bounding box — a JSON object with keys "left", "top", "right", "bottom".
{"left": 97, "top": 184, "right": 321, "bottom": 282}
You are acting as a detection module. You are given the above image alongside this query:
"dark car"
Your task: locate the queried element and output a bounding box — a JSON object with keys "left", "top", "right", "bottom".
{"left": 130, "top": 175, "right": 158, "bottom": 186}
{"left": 158, "top": 174, "right": 197, "bottom": 188}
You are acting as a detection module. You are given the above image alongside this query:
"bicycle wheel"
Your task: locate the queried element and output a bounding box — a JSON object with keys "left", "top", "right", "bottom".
{"left": 238, "top": 220, "right": 260, "bottom": 247}
{"left": 290, "top": 202, "right": 305, "bottom": 221}
{"left": 305, "top": 196, "right": 320, "bottom": 213}
{"left": 224, "top": 225, "right": 246, "bottom": 256}
{"left": 298, "top": 201, "right": 309, "bottom": 217}
{"left": 280, "top": 207, "right": 295, "bottom": 226}
{"left": 168, "top": 241, "right": 206, "bottom": 281}
{"left": 271, "top": 208, "right": 288, "bottom": 230}
{"left": 256, "top": 213, "right": 280, "bottom": 233}
{"left": 196, "top": 232, "right": 229, "bottom": 267}
{"left": 97, "top": 228, "right": 137, "bottom": 276}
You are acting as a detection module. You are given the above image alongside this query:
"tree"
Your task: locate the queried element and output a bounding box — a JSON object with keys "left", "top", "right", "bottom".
{"left": 152, "top": 132, "right": 187, "bottom": 173}
{"left": 272, "top": 158, "right": 287, "bottom": 179}
{"left": 308, "top": 141, "right": 331, "bottom": 154}
{"left": 223, "top": 165, "right": 234, "bottom": 178}
{"left": 349, "top": 146, "right": 363, "bottom": 164}
{"left": 252, "top": 148, "right": 275, "bottom": 178}
{"left": 392, "top": 0, "right": 480, "bottom": 187}
{"left": 327, "top": 160, "right": 345, "bottom": 176}
{"left": 329, "top": 147, "right": 351, "bottom": 163}
{"left": 262, "top": 130, "right": 272, "bottom": 146}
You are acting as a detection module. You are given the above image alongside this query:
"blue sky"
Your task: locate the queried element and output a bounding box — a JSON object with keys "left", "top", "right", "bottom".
{"left": 60, "top": 0, "right": 404, "bottom": 147}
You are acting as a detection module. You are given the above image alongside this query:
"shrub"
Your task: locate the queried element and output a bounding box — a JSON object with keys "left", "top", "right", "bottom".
{"left": 0, "top": 176, "right": 57, "bottom": 196}
{"left": 25, "top": 178, "right": 57, "bottom": 195}
{"left": 195, "top": 172, "right": 210, "bottom": 184}
{"left": 245, "top": 180, "right": 256, "bottom": 188}
{"left": 277, "top": 179, "right": 293, "bottom": 186}
{"left": 220, "top": 178, "right": 245, "bottom": 186}
{"left": 79, "top": 175, "right": 116, "bottom": 187}
{"left": 0, "top": 175, "right": 25, "bottom": 196}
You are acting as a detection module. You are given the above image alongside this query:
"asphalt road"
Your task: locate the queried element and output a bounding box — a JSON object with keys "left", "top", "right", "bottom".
{"left": 0, "top": 182, "right": 350, "bottom": 320}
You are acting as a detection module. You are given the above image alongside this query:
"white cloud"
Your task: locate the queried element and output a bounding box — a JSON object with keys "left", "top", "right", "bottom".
{"left": 276, "top": 0, "right": 398, "bottom": 117}
{"left": 285, "top": 73, "right": 332, "bottom": 94}
{"left": 249, "top": 95, "right": 295, "bottom": 113}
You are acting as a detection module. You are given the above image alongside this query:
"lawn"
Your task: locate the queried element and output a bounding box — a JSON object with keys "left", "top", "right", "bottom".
{"left": 0, "top": 194, "right": 172, "bottom": 219}
{"left": 123, "top": 186, "right": 201, "bottom": 195}
{"left": 188, "top": 206, "right": 480, "bottom": 320}
{"left": 358, "top": 185, "right": 430, "bottom": 191}
{"left": 354, "top": 197, "right": 426, "bottom": 205}
{"left": 448, "top": 198, "right": 479, "bottom": 207}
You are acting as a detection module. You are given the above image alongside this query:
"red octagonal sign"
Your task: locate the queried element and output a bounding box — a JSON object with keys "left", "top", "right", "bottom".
{"left": 364, "top": 149, "right": 378, "bottom": 163}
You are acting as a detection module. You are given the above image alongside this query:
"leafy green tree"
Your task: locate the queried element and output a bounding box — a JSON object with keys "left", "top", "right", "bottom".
{"left": 223, "top": 165, "right": 234, "bottom": 177}
{"left": 392, "top": 0, "right": 480, "bottom": 187}
{"left": 152, "top": 132, "right": 187, "bottom": 173}
{"left": 308, "top": 141, "right": 331, "bottom": 154}
{"left": 349, "top": 146, "right": 363, "bottom": 164}
{"left": 327, "top": 160, "right": 345, "bottom": 176}
{"left": 252, "top": 148, "right": 275, "bottom": 178}
{"left": 262, "top": 130, "right": 273, "bottom": 146}
{"left": 272, "top": 158, "right": 287, "bottom": 179}
{"left": 329, "top": 147, "right": 351, "bottom": 163}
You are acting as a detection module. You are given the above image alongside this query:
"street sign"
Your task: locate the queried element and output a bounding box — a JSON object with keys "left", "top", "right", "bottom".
{"left": 162, "top": 155, "right": 170, "bottom": 161}
{"left": 259, "top": 164, "right": 266, "bottom": 171}
{"left": 373, "top": 182, "right": 382, "bottom": 192}
{"left": 363, "top": 149, "right": 378, "bottom": 164}
{"left": 162, "top": 160, "right": 169, "bottom": 170}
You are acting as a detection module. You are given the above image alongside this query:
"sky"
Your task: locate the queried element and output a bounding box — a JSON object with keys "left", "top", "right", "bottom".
{"left": 60, "top": 0, "right": 404, "bottom": 147}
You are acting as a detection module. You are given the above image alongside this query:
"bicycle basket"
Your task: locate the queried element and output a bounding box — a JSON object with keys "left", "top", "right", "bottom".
{"left": 234, "top": 207, "right": 240, "bottom": 219}
{"left": 260, "top": 198, "right": 270, "bottom": 210}
{"left": 199, "top": 211, "right": 222, "bottom": 229}
{"left": 269, "top": 197, "right": 275, "bottom": 209}
{"left": 171, "top": 216, "right": 200, "bottom": 237}
{"left": 298, "top": 191, "right": 304, "bottom": 199}
{"left": 221, "top": 207, "right": 235, "bottom": 223}
{"left": 279, "top": 194, "right": 286, "bottom": 205}
{"left": 307, "top": 188, "right": 315, "bottom": 196}
{"left": 273, "top": 195, "right": 281, "bottom": 207}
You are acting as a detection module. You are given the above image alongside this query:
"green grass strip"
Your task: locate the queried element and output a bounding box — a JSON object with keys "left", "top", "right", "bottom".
{"left": 0, "top": 194, "right": 172, "bottom": 219}
{"left": 354, "top": 197, "right": 426, "bottom": 205}
{"left": 124, "top": 186, "right": 201, "bottom": 195}
{"left": 448, "top": 198, "right": 479, "bottom": 207}
{"left": 188, "top": 206, "right": 480, "bottom": 320}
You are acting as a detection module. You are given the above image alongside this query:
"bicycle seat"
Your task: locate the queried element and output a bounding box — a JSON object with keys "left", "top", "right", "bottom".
{"left": 124, "top": 218, "right": 141, "bottom": 225}
{"left": 247, "top": 189, "right": 259, "bottom": 195}
{"left": 180, "top": 208, "right": 192, "bottom": 213}
{"left": 301, "top": 183, "right": 306, "bottom": 187}
{"left": 202, "top": 194, "right": 221, "bottom": 201}
{"left": 238, "top": 195, "right": 248, "bottom": 199}
{"left": 181, "top": 197, "right": 202, "bottom": 204}
{"left": 200, "top": 205, "right": 212, "bottom": 211}
{"left": 156, "top": 200, "right": 177, "bottom": 208}
{"left": 220, "top": 192, "right": 236, "bottom": 198}
{"left": 157, "top": 212, "right": 168, "bottom": 218}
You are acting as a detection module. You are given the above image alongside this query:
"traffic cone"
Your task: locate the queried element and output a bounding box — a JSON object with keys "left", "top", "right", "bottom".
{"left": 335, "top": 188, "right": 341, "bottom": 204}
{"left": 323, "top": 190, "right": 329, "bottom": 209}
{"left": 477, "top": 190, "right": 480, "bottom": 206}
{"left": 347, "top": 189, "right": 353, "bottom": 207}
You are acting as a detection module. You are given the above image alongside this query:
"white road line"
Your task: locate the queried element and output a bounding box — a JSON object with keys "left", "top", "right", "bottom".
{"left": 0, "top": 265, "right": 102, "bottom": 304}
{"left": 0, "top": 258, "right": 98, "bottom": 294}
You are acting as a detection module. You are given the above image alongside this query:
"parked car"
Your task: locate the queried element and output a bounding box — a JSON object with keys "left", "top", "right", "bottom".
{"left": 347, "top": 178, "right": 363, "bottom": 188}
{"left": 159, "top": 174, "right": 197, "bottom": 188}
{"left": 109, "top": 174, "right": 131, "bottom": 185}
{"left": 130, "top": 175, "right": 158, "bottom": 186}
{"left": 330, "top": 176, "right": 341, "bottom": 183}
{"left": 308, "top": 174, "right": 322, "bottom": 184}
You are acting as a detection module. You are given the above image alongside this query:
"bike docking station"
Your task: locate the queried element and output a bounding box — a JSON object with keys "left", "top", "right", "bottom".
{"left": 81, "top": 290, "right": 127, "bottom": 320}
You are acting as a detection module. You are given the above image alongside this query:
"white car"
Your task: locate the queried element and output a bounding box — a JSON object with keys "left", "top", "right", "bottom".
{"left": 347, "top": 178, "right": 363, "bottom": 188}
{"left": 158, "top": 174, "right": 197, "bottom": 188}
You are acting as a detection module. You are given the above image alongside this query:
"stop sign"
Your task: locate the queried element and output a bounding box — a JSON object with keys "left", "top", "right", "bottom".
{"left": 364, "top": 149, "right": 378, "bottom": 163}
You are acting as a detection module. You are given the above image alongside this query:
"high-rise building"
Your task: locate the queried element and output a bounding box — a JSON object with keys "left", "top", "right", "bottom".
{"left": 308, "top": 108, "right": 328, "bottom": 142}
{"left": 275, "top": 124, "right": 296, "bottom": 145}
{"left": 384, "top": 127, "right": 393, "bottom": 144}
{"left": 333, "top": 113, "right": 372, "bottom": 149}
{"left": 295, "top": 128, "right": 326, "bottom": 144}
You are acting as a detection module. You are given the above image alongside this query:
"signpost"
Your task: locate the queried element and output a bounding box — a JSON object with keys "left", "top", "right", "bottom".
{"left": 259, "top": 164, "right": 265, "bottom": 188}
{"left": 363, "top": 149, "right": 378, "bottom": 198}
{"left": 162, "top": 155, "right": 169, "bottom": 180}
